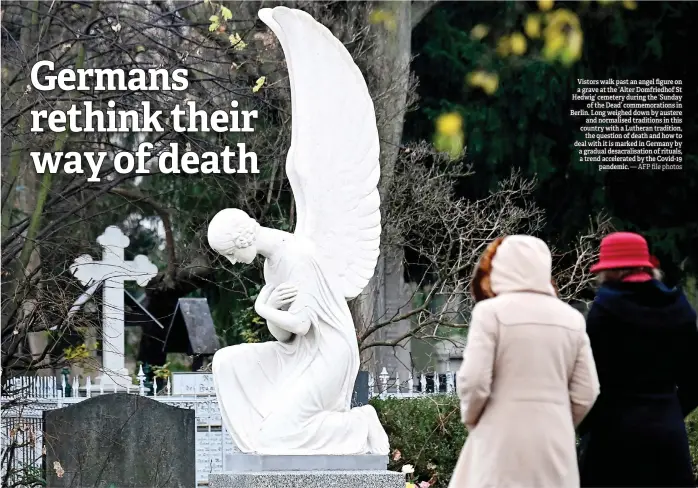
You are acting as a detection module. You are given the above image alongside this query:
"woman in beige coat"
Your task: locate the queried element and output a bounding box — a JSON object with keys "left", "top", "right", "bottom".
{"left": 449, "top": 235, "right": 600, "bottom": 488}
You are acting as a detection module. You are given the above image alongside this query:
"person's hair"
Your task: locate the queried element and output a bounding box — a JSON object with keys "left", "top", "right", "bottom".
{"left": 470, "top": 237, "right": 506, "bottom": 303}
{"left": 207, "top": 208, "right": 260, "bottom": 254}
{"left": 596, "top": 266, "right": 663, "bottom": 284}
{"left": 470, "top": 235, "right": 560, "bottom": 303}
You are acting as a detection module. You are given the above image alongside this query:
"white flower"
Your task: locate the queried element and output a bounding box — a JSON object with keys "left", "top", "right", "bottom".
{"left": 402, "top": 464, "right": 415, "bottom": 474}
{"left": 111, "top": 23, "right": 121, "bottom": 32}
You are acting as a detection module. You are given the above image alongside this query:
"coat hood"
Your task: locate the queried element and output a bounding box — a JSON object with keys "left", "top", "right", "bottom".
{"left": 490, "top": 235, "right": 557, "bottom": 297}
{"left": 594, "top": 280, "right": 697, "bottom": 327}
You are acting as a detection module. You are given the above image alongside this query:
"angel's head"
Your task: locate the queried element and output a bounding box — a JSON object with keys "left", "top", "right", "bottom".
{"left": 207, "top": 208, "right": 260, "bottom": 265}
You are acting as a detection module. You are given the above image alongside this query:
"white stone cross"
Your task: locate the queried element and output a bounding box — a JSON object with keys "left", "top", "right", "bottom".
{"left": 70, "top": 226, "right": 158, "bottom": 389}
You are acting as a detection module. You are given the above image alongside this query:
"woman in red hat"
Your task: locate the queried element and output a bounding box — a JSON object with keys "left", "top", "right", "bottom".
{"left": 578, "top": 232, "right": 698, "bottom": 487}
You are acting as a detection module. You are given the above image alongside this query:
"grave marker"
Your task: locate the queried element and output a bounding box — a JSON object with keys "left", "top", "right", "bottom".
{"left": 43, "top": 393, "right": 195, "bottom": 488}
{"left": 70, "top": 226, "right": 158, "bottom": 389}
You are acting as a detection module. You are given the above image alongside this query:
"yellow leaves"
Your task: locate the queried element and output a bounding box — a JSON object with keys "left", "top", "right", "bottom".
{"left": 470, "top": 24, "right": 489, "bottom": 41}
{"left": 135, "top": 45, "right": 146, "bottom": 53}
{"left": 229, "top": 33, "right": 246, "bottom": 51}
{"left": 152, "top": 363, "right": 171, "bottom": 380}
{"left": 208, "top": 3, "right": 233, "bottom": 32}
{"left": 542, "top": 9, "right": 583, "bottom": 66}
{"left": 241, "top": 329, "right": 261, "bottom": 343}
{"left": 485, "top": 2, "right": 590, "bottom": 68}
{"left": 251, "top": 315, "right": 265, "bottom": 326}
{"left": 496, "top": 36, "right": 511, "bottom": 57}
{"left": 560, "top": 29, "right": 583, "bottom": 65}
{"left": 368, "top": 9, "right": 386, "bottom": 23}
{"left": 434, "top": 112, "right": 465, "bottom": 160}
{"left": 252, "top": 76, "right": 266, "bottom": 93}
{"left": 525, "top": 14, "right": 542, "bottom": 39}
{"left": 538, "top": 0, "right": 554, "bottom": 12}
{"left": 496, "top": 32, "right": 528, "bottom": 57}
{"left": 467, "top": 70, "right": 499, "bottom": 95}
{"left": 209, "top": 15, "right": 220, "bottom": 32}
{"left": 546, "top": 8, "right": 581, "bottom": 31}
{"left": 509, "top": 32, "right": 527, "bottom": 55}
{"left": 597, "top": 0, "right": 639, "bottom": 8}
{"left": 433, "top": 127, "right": 464, "bottom": 160}
{"left": 436, "top": 113, "right": 462, "bottom": 136}
{"left": 63, "top": 343, "right": 92, "bottom": 363}
{"left": 542, "top": 29, "right": 565, "bottom": 60}
{"left": 369, "top": 8, "right": 397, "bottom": 32}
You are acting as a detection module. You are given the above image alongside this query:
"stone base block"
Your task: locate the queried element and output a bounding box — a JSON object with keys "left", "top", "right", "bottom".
{"left": 209, "top": 470, "right": 405, "bottom": 488}
{"left": 224, "top": 454, "right": 388, "bottom": 472}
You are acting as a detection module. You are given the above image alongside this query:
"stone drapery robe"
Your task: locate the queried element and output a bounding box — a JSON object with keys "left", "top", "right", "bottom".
{"left": 212, "top": 241, "right": 379, "bottom": 454}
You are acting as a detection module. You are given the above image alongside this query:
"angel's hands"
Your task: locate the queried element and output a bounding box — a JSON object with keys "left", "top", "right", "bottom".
{"left": 254, "top": 282, "right": 310, "bottom": 337}
{"left": 266, "top": 283, "right": 298, "bottom": 310}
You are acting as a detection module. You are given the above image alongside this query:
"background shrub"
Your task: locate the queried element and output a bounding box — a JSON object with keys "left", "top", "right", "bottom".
{"left": 373, "top": 397, "right": 698, "bottom": 487}
{"left": 372, "top": 395, "right": 465, "bottom": 487}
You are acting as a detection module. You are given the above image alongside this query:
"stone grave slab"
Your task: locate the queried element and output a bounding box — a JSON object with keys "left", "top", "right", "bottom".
{"left": 43, "top": 393, "right": 195, "bottom": 488}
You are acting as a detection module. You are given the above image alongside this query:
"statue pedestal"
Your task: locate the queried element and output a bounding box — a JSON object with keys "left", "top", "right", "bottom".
{"left": 209, "top": 455, "right": 404, "bottom": 488}
{"left": 209, "top": 470, "right": 404, "bottom": 488}
{"left": 224, "top": 454, "right": 388, "bottom": 472}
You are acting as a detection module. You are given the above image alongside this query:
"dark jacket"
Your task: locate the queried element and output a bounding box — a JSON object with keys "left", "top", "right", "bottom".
{"left": 578, "top": 279, "right": 698, "bottom": 487}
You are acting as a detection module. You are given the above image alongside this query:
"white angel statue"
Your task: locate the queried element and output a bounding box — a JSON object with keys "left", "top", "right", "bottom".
{"left": 207, "top": 7, "right": 389, "bottom": 456}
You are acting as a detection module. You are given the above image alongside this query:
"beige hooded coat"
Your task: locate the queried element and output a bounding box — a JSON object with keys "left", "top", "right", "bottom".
{"left": 449, "top": 236, "right": 600, "bottom": 488}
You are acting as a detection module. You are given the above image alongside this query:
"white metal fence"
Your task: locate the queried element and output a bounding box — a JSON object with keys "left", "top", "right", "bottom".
{"left": 1, "top": 366, "right": 458, "bottom": 487}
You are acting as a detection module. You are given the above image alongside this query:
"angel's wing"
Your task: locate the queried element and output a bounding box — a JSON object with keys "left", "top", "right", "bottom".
{"left": 259, "top": 7, "right": 381, "bottom": 300}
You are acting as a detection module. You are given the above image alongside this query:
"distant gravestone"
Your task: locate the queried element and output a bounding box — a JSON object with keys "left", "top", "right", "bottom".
{"left": 351, "top": 371, "right": 369, "bottom": 407}
{"left": 164, "top": 298, "right": 220, "bottom": 369}
{"left": 43, "top": 393, "right": 195, "bottom": 488}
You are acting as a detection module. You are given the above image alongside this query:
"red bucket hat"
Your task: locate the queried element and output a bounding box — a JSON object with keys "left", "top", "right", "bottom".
{"left": 590, "top": 232, "right": 656, "bottom": 273}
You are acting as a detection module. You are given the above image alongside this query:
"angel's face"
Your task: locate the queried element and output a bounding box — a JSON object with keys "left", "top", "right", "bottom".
{"left": 226, "top": 244, "right": 257, "bottom": 265}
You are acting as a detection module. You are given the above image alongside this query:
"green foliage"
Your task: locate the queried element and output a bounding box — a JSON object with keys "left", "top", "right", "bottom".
{"left": 372, "top": 395, "right": 465, "bottom": 487}
{"left": 408, "top": 1, "right": 698, "bottom": 285}
{"left": 209, "top": 283, "right": 273, "bottom": 346}
{"left": 165, "top": 355, "right": 192, "bottom": 373}
{"left": 372, "top": 396, "right": 698, "bottom": 487}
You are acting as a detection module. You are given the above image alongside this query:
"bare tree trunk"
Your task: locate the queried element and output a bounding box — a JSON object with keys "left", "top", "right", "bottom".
{"left": 352, "top": 0, "right": 413, "bottom": 383}
{"left": 6, "top": 0, "right": 44, "bottom": 370}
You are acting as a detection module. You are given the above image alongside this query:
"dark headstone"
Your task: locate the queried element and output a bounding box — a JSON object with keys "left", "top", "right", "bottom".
{"left": 351, "top": 371, "right": 369, "bottom": 407}
{"left": 132, "top": 295, "right": 220, "bottom": 370}
{"left": 164, "top": 298, "right": 220, "bottom": 355}
{"left": 43, "top": 393, "right": 195, "bottom": 488}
